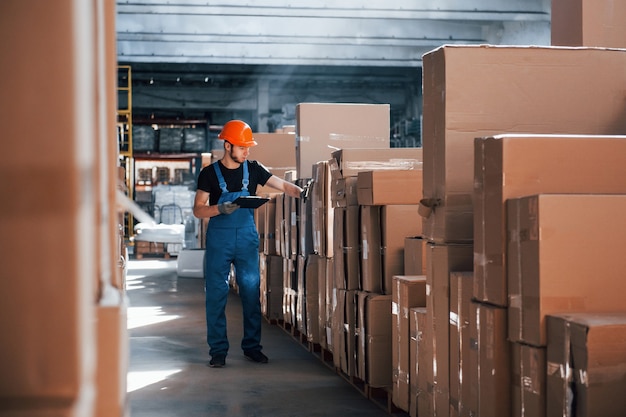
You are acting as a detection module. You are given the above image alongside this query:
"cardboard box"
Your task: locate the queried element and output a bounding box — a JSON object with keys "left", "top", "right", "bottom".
{"left": 512, "top": 343, "right": 546, "bottom": 417}
{"left": 331, "top": 288, "right": 343, "bottom": 369}
{"left": 552, "top": 0, "right": 626, "bottom": 48}
{"left": 333, "top": 206, "right": 360, "bottom": 291}
{"left": 425, "top": 243, "right": 473, "bottom": 417}
{"left": 416, "top": 306, "right": 434, "bottom": 417}
{"left": 250, "top": 132, "right": 296, "bottom": 170}
{"left": 404, "top": 236, "right": 427, "bottom": 276}
{"left": 330, "top": 176, "right": 358, "bottom": 208}
{"left": 391, "top": 275, "right": 427, "bottom": 412}
{"left": 475, "top": 134, "right": 626, "bottom": 307}
{"left": 286, "top": 171, "right": 298, "bottom": 259}
{"left": 311, "top": 161, "right": 333, "bottom": 257}
{"left": 304, "top": 255, "right": 322, "bottom": 344}
{"left": 282, "top": 257, "right": 296, "bottom": 325}
{"left": 274, "top": 193, "right": 285, "bottom": 256}
{"left": 382, "top": 205, "right": 422, "bottom": 294}
{"left": 449, "top": 272, "right": 473, "bottom": 417}
{"left": 357, "top": 169, "right": 423, "bottom": 205}
{"left": 262, "top": 194, "right": 279, "bottom": 255}
{"left": 360, "top": 205, "right": 382, "bottom": 293}
{"left": 545, "top": 315, "right": 572, "bottom": 417}
{"left": 296, "top": 103, "right": 390, "bottom": 178}
{"left": 296, "top": 256, "right": 306, "bottom": 334}
{"left": 332, "top": 207, "right": 346, "bottom": 290}
{"left": 410, "top": 307, "right": 427, "bottom": 417}
{"left": 465, "top": 300, "right": 479, "bottom": 417}
{"left": 297, "top": 179, "right": 314, "bottom": 256}
{"left": 507, "top": 194, "right": 626, "bottom": 346}
{"left": 546, "top": 313, "right": 626, "bottom": 417}
{"left": 357, "top": 292, "right": 393, "bottom": 388}
{"left": 335, "top": 289, "right": 358, "bottom": 377}
{"left": 359, "top": 205, "right": 423, "bottom": 295}
{"left": 329, "top": 147, "right": 423, "bottom": 179}
{"left": 421, "top": 45, "right": 626, "bottom": 244}
{"left": 260, "top": 254, "right": 284, "bottom": 321}
{"left": 323, "top": 258, "right": 334, "bottom": 351}
{"left": 475, "top": 302, "right": 511, "bottom": 417}
{"left": 95, "top": 304, "right": 128, "bottom": 417}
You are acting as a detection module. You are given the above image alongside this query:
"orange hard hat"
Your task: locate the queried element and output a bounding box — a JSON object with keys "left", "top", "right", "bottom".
{"left": 218, "top": 120, "right": 257, "bottom": 147}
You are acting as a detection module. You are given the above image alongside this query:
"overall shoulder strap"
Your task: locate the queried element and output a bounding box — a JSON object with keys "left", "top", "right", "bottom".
{"left": 213, "top": 161, "right": 229, "bottom": 193}
{"left": 241, "top": 161, "right": 249, "bottom": 191}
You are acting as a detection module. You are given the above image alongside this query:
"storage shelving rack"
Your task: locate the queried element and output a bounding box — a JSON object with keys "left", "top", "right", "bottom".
{"left": 117, "top": 65, "right": 134, "bottom": 239}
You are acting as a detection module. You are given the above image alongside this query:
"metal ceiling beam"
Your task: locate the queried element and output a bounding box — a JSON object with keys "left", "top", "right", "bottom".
{"left": 116, "top": 1, "right": 550, "bottom": 66}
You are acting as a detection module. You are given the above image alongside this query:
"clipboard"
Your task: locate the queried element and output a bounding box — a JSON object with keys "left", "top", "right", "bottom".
{"left": 233, "top": 196, "right": 270, "bottom": 209}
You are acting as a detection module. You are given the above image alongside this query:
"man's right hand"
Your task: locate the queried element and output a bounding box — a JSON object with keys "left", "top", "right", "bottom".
{"left": 217, "top": 202, "right": 240, "bottom": 215}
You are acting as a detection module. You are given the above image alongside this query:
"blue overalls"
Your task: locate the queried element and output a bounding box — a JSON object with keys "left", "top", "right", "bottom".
{"left": 204, "top": 161, "right": 262, "bottom": 358}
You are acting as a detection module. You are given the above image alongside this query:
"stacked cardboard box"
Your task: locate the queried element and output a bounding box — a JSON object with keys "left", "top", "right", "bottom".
{"left": 546, "top": 313, "right": 626, "bottom": 417}
{"left": 391, "top": 276, "right": 427, "bottom": 411}
{"left": 295, "top": 103, "right": 391, "bottom": 179}
{"left": 552, "top": 0, "right": 626, "bottom": 48}
{"left": 419, "top": 42, "right": 626, "bottom": 417}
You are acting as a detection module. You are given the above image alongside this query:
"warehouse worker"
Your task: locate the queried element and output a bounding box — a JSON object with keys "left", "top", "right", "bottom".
{"left": 193, "top": 119, "right": 307, "bottom": 368}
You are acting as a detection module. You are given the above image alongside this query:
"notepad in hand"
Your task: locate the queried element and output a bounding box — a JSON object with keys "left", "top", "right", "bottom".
{"left": 233, "top": 196, "right": 270, "bottom": 209}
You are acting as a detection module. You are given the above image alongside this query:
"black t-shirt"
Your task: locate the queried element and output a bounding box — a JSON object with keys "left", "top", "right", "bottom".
{"left": 197, "top": 160, "right": 273, "bottom": 205}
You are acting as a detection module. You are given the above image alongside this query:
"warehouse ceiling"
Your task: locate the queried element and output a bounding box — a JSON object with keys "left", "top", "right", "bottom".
{"left": 116, "top": 0, "right": 551, "bottom": 133}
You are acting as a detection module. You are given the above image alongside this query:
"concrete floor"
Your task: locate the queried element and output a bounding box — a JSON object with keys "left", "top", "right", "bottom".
{"left": 126, "top": 259, "right": 394, "bottom": 417}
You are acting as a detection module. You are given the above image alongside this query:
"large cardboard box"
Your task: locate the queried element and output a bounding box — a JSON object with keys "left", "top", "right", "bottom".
{"left": 360, "top": 205, "right": 423, "bottom": 295}
{"left": 357, "top": 292, "right": 393, "bottom": 388}
{"left": 475, "top": 134, "right": 626, "bottom": 307}
{"left": 336, "top": 290, "right": 358, "bottom": 377}
{"left": 449, "top": 271, "right": 473, "bottom": 417}
{"left": 250, "top": 132, "right": 296, "bottom": 169}
{"left": 391, "top": 275, "right": 427, "bottom": 412}
{"left": 425, "top": 243, "right": 473, "bottom": 417}
{"left": 297, "top": 178, "right": 314, "bottom": 257}
{"left": 409, "top": 308, "right": 418, "bottom": 417}
{"left": 260, "top": 254, "right": 284, "bottom": 321}
{"left": 274, "top": 193, "right": 285, "bottom": 256}
{"left": 545, "top": 315, "right": 572, "bottom": 417}
{"left": 329, "top": 147, "right": 423, "bottom": 179}
{"left": 512, "top": 343, "right": 546, "bottom": 417}
{"left": 296, "top": 103, "right": 390, "bottom": 178}
{"left": 404, "top": 236, "right": 427, "bottom": 276}
{"left": 416, "top": 306, "right": 434, "bottom": 417}
{"left": 552, "top": 0, "right": 626, "bottom": 49}
{"left": 507, "top": 194, "right": 626, "bottom": 346}
{"left": 360, "top": 205, "right": 382, "bottom": 293}
{"left": 323, "top": 258, "right": 334, "bottom": 350}
{"left": 253, "top": 132, "right": 297, "bottom": 195}
{"left": 262, "top": 194, "right": 279, "bottom": 255}
{"left": 296, "top": 256, "right": 307, "bottom": 335}
{"left": 474, "top": 302, "right": 511, "bottom": 417}
{"left": 421, "top": 45, "right": 626, "bottom": 244}
{"left": 95, "top": 304, "right": 128, "bottom": 417}
{"left": 333, "top": 206, "right": 360, "bottom": 290}
{"left": 546, "top": 313, "right": 626, "bottom": 417}
{"left": 382, "top": 205, "right": 422, "bottom": 295}
{"left": 311, "top": 161, "right": 333, "bottom": 257}
{"left": 304, "top": 255, "right": 322, "bottom": 344}
{"left": 357, "top": 169, "right": 423, "bottom": 205}
{"left": 330, "top": 176, "right": 358, "bottom": 208}
{"left": 282, "top": 257, "right": 296, "bottom": 325}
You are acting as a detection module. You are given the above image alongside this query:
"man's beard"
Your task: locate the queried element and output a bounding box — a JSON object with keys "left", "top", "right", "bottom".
{"left": 229, "top": 148, "right": 245, "bottom": 163}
